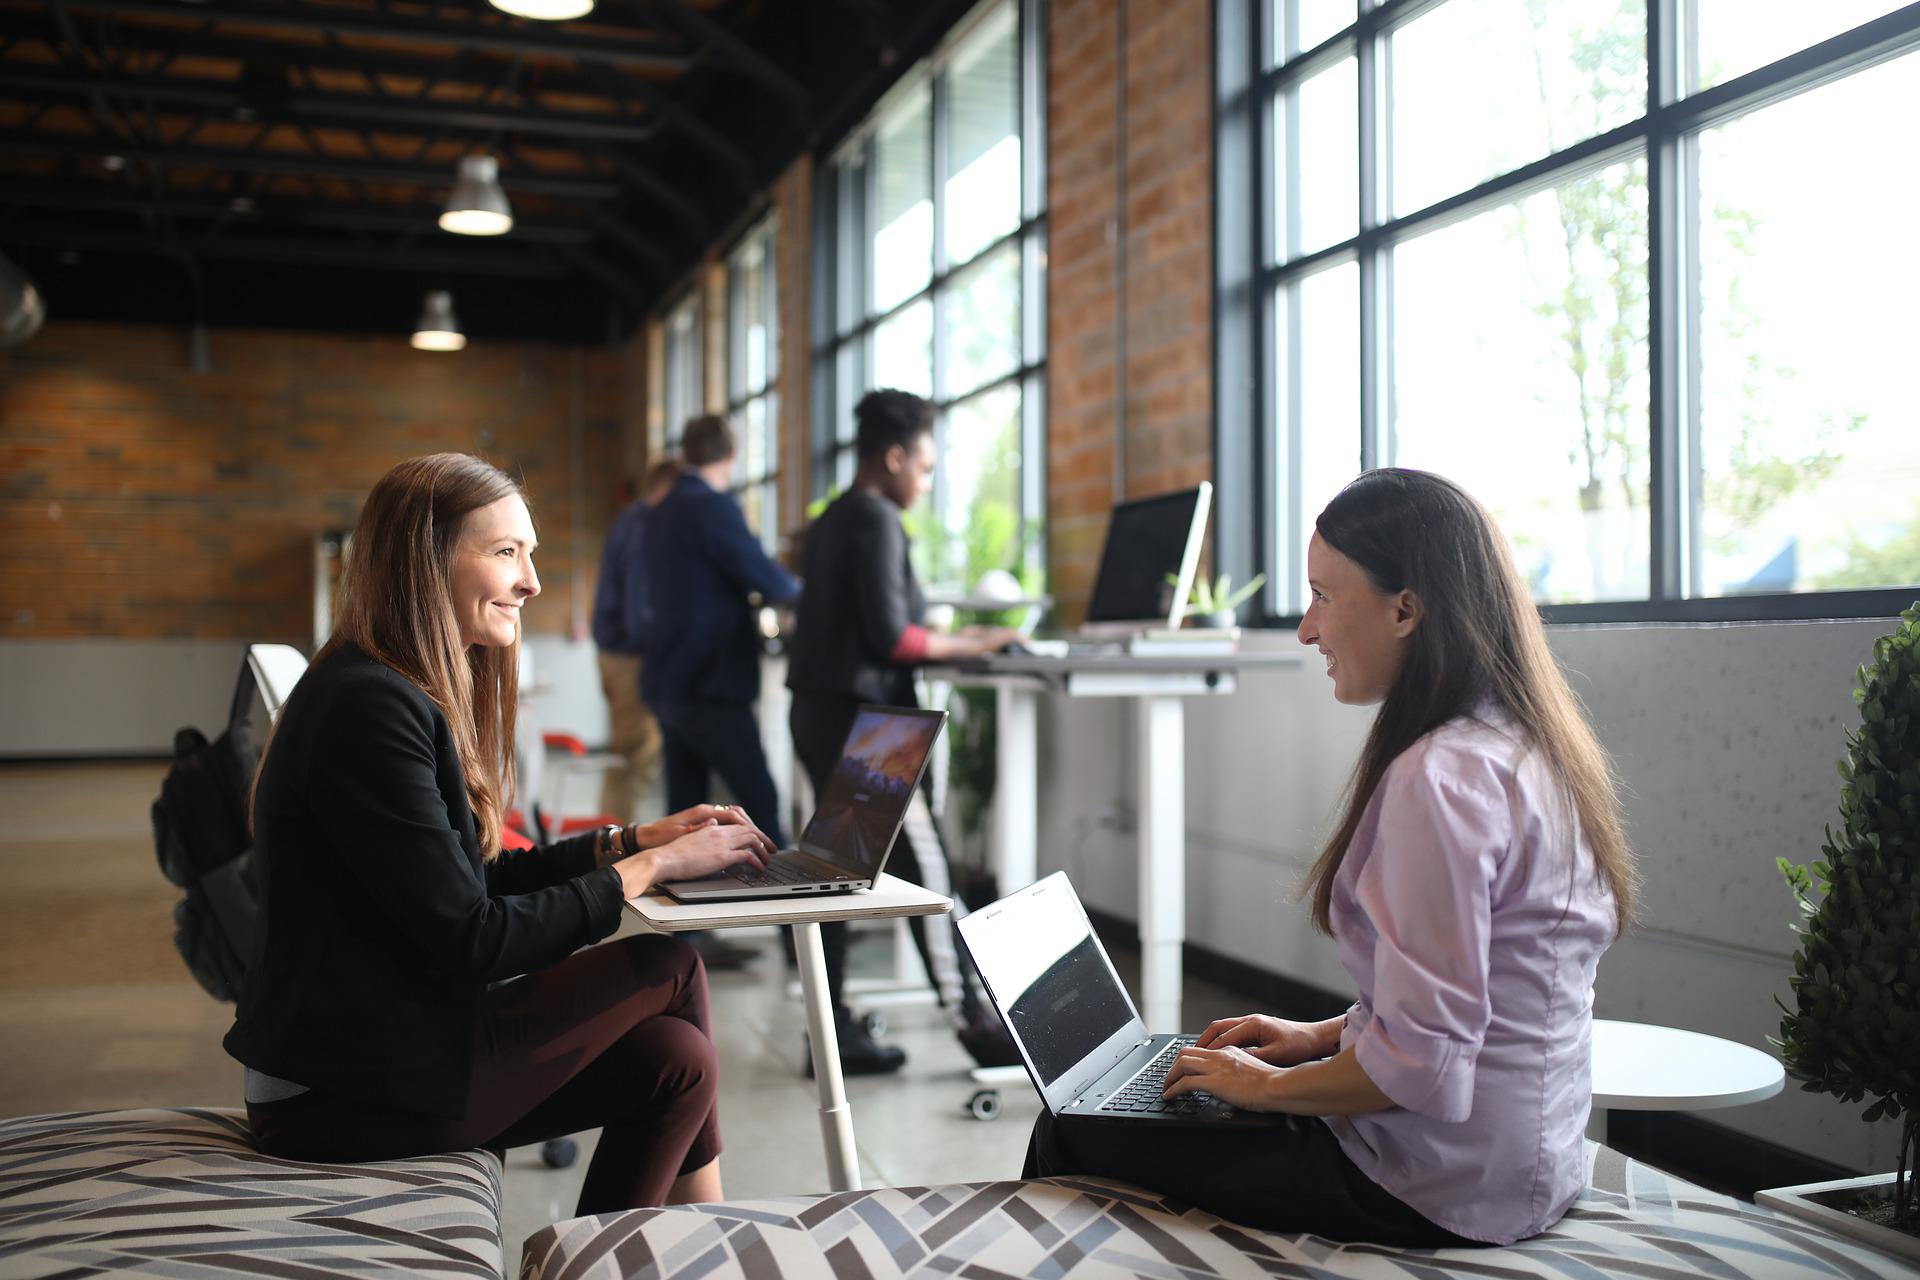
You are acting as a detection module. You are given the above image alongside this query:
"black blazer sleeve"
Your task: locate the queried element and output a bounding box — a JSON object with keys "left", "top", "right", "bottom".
{"left": 485, "top": 830, "right": 601, "bottom": 897}
{"left": 310, "top": 672, "right": 623, "bottom": 984}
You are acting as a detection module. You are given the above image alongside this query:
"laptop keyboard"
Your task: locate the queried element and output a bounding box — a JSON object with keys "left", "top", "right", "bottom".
{"left": 726, "top": 856, "right": 847, "bottom": 887}
{"left": 1097, "top": 1036, "right": 1209, "bottom": 1114}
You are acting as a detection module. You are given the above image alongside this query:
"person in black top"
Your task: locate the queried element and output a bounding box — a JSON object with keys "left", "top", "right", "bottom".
{"left": 786, "top": 389, "right": 1021, "bottom": 1074}
{"left": 225, "top": 452, "right": 774, "bottom": 1214}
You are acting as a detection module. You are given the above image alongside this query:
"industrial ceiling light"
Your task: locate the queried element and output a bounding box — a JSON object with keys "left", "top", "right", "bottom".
{"left": 487, "top": 0, "right": 594, "bottom": 20}
{"left": 410, "top": 291, "right": 467, "bottom": 351}
{"left": 439, "top": 154, "right": 513, "bottom": 236}
{"left": 0, "top": 252, "right": 46, "bottom": 347}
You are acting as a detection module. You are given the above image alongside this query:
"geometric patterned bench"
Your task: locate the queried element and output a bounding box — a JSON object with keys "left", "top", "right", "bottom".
{"left": 0, "top": 1107, "right": 505, "bottom": 1278}
{"left": 520, "top": 1144, "right": 1919, "bottom": 1280}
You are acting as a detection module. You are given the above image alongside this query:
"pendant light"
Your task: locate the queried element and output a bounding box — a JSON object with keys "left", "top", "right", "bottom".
{"left": 410, "top": 291, "right": 467, "bottom": 351}
{"left": 488, "top": 0, "right": 594, "bottom": 17}
{"left": 440, "top": 155, "right": 513, "bottom": 236}
{"left": 0, "top": 251, "right": 46, "bottom": 347}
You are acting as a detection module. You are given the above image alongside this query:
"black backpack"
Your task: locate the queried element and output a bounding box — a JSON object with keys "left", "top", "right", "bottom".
{"left": 152, "top": 659, "right": 263, "bottom": 1002}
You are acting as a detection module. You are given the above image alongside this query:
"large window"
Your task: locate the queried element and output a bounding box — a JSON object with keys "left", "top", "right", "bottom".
{"left": 1219, "top": 0, "right": 1920, "bottom": 620}
{"left": 812, "top": 0, "right": 1047, "bottom": 596}
{"left": 726, "top": 218, "right": 780, "bottom": 548}
{"left": 661, "top": 291, "right": 702, "bottom": 451}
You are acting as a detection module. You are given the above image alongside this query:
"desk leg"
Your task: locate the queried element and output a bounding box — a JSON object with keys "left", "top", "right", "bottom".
{"left": 994, "top": 683, "right": 1039, "bottom": 894}
{"left": 1137, "top": 694, "right": 1185, "bottom": 1034}
{"left": 793, "top": 921, "right": 860, "bottom": 1192}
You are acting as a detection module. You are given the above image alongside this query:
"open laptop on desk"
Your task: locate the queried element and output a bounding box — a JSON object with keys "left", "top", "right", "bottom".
{"left": 661, "top": 705, "right": 945, "bottom": 903}
{"left": 958, "top": 871, "right": 1281, "bottom": 1127}
{"left": 1019, "top": 483, "right": 1212, "bottom": 657}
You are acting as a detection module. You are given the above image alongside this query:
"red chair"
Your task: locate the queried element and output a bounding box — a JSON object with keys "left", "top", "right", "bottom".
{"left": 535, "top": 733, "right": 623, "bottom": 840}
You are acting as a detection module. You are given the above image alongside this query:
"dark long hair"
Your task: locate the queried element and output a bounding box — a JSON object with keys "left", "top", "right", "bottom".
{"left": 256, "top": 453, "right": 524, "bottom": 860}
{"left": 1302, "top": 469, "right": 1636, "bottom": 936}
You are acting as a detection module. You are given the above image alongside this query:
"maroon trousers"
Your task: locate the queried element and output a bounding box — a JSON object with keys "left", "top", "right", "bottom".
{"left": 248, "top": 934, "right": 720, "bottom": 1216}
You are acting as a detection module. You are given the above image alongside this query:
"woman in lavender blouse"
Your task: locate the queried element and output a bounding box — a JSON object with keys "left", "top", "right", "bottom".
{"left": 1023, "top": 468, "right": 1638, "bottom": 1247}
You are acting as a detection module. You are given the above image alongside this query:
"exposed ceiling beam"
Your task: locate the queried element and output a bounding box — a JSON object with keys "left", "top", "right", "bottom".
{"left": 0, "top": 130, "right": 622, "bottom": 199}
{"left": 590, "top": 208, "right": 672, "bottom": 281}
{"left": 598, "top": 148, "right": 707, "bottom": 241}
{"left": 648, "top": 0, "right": 809, "bottom": 113}
{"left": 0, "top": 64, "right": 660, "bottom": 142}
{"left": 51, "top": 0, "right": 690, "bottom": 74}
{"left": 0, "top": 10, "right": 635, "bottom": 104}
{"left": 557, "top": 242, "right": 649, "bottom": 303}
{"left": 0, "top": 180, "right": 597, "bottom": 243}
{"left": 1, "top": 224, "right": 570, "bottom": 277}
{"left": 580, "top": 57, "right": 752, "bottom": 189}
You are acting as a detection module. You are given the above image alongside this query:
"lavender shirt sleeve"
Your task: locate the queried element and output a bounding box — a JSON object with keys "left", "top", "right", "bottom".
{"left": 1345, "top": 761, "right": 1510, "bottom": 1122}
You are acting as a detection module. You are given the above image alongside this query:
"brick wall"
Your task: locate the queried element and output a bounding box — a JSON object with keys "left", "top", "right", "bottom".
{"left": 1046, "top": 0, "right": 1214, "bottom": 620}
{"left": 4, "top": 323, "right": 634, "bottom": 642}
{"left": 771, "top": 157, "right": 813, "bottom": 542}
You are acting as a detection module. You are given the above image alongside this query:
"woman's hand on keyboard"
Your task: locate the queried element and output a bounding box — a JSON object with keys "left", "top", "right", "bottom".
{"left": 613, "top": 820, "right": 772, "bottom": 898}
{"left": 1161, "top": 1044, "right": 1282, "bottom": 1111}
{"left": 632, "top": 804, "right": 777, "bottom": 857}
{"left": 1193, "top": 1014, "right": 1329, "bottom": 1066}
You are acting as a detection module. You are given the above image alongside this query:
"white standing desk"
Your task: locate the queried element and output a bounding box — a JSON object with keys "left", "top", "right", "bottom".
{"left": 624, "top": 875, "right": 951, "bottom": 1192}
{"left": 927, "top": 651, "right": 1300, "bottom": 1034}
{"left": 1588, "top": 1018, "right": 1785, "bottom": 1142}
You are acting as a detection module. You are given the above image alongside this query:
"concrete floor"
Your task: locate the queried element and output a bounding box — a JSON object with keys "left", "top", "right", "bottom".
{"left": 0, "top": 760, "right": 1254, "bottom": 1268}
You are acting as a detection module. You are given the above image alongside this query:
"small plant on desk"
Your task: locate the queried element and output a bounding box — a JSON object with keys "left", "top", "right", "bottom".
{"left": 1167, "top": 572, "right": 1266, "bottom": 629}
{"left": 1775, "top": 600, "right": 1920, "bottom": 1236}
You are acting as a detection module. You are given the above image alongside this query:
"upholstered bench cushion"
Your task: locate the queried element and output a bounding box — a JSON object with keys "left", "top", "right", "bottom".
{"left": 0, "top": 1107, "right": 505, "bottom": 1278}
{"left": 519, "top": 1146, "right": 1915, "bottom": 1280}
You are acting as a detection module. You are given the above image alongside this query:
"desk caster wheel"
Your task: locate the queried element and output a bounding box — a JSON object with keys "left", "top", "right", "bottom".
{"left": 862, "top": 1010, "right": 887, "bottom": 1038}
{"left": 541, "top": 1138, "right": 578, "bottom": 1169}
{"left": 967, "top": 1089, "right": 1001, "bottom": 1121}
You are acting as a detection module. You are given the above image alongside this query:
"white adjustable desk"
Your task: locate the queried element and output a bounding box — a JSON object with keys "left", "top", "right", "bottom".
{"left": 624, "top": 875, "right": 950, "bottom": 1192}
{"left": 927, "top": 650, "right": 1301, "bottom": 1034}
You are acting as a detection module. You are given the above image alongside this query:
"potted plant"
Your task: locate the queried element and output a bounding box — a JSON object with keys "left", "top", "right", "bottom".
{"left": 1168, "top": 572, "right": 1266, "bottom": 629}
{"left": 1759, "top": 601, "right": 1920, "bottom": 1261}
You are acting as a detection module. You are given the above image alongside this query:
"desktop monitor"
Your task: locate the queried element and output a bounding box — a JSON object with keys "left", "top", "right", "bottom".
{"left": 1081, "top": 482, "right": 1213, "bottom": 632}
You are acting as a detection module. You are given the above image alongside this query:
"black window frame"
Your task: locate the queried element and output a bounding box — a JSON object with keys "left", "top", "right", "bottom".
{"left": 809, "top": 0, "right": 1050, "bottom": 595}
{"left": 1215, "top": 0, "right": 1920, "bottom": 627}
{"left": 723, "top": 212, "right": 782, "bottom": 550}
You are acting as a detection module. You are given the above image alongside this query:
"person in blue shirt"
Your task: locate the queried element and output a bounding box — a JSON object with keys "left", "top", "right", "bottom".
{"left": 641, "top": 414, "right": 802, "bottom": 856}
{"left": 590, "top": 459, "right": 681, "bottom": 823}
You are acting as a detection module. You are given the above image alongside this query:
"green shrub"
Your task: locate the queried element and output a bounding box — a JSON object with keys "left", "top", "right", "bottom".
{"left": 1776, "top": 601, "right": 1920, "bottom": 1227}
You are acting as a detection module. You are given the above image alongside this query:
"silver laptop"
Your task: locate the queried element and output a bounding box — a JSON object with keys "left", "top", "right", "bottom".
{"left": 1021, "top": 483, "right": 1212, "bottom": 655}
{"left": 661, "top": 705, "right": 945, "bottom": 903}
{"left": 958, "top": 871, "right": 1280, "bottom": 1126}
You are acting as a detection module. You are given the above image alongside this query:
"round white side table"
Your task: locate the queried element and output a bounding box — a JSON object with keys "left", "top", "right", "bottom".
{"left": 1588, "top": 1018, "right": 1786, "bottom": 1143}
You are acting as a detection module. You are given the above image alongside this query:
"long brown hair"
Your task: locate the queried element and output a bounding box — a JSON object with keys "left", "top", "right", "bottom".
{"left": 267, "top": 453, "right": 525, "bottom": 860}
{"left": 1302, "top": 469, "right": 1637, "bottom": 936}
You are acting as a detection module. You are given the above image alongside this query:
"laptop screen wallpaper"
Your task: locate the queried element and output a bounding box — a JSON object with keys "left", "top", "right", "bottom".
{"left": 804, "top": 710, "right": 942, "bottom": 876}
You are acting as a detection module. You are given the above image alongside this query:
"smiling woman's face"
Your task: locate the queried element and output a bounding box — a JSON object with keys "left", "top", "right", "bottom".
{"left": 449, "top": 494, "right": 539, "bottom": 648}
{"left": 1298, "top": 531, "right": 1420, "bottom": 705}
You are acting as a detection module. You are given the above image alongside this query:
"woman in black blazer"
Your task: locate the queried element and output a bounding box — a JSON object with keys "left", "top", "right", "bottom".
{"left": 225, "top": 452, "right": 772, "bottom": 1214}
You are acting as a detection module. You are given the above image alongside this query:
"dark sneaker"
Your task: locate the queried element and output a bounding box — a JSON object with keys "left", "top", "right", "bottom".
{"left": 804, "top": 1026, "right": 907, "bottom": 1077}
{"left": 957, "top": 1005, "right": 1021, "bottom": 1069}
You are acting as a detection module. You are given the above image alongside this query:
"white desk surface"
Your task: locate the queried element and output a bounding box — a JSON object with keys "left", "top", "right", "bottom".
{"left": 624, "top": 873, "right": 951, "bottom": 933}
{"left": 930, "top": 651, "right": 1303, "bottom": 678}
{"left": 1591, "top": 1018, "right": 1786, "bottom": 1111}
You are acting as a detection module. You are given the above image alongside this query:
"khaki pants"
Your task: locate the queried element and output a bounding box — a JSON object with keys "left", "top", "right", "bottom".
{"left": 597, "top": 651, "right": 662, "bottom": 821}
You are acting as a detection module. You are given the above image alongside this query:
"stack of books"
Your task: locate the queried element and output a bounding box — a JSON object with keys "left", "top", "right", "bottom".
{"left": 1127, "top": 628, "right": 1238, "bottom": 657}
